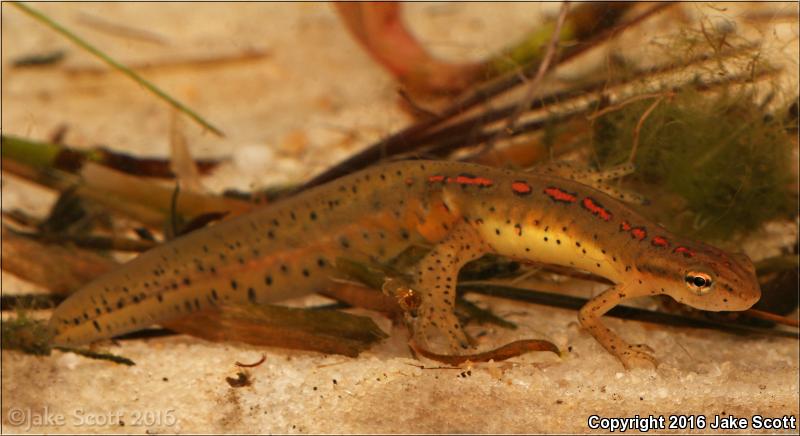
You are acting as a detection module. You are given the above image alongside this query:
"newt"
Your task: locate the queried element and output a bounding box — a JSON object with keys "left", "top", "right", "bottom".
{"left": 49, "top": 160, "right": 761, "bottom": 368}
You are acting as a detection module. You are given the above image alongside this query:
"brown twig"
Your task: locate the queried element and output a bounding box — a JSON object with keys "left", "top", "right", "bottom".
{"left": 299, "top": 3, "right": 673, "bottom": 190}
{"left": 492, "top": 2, "right": 570, "bottom": 148}
{"left": 745, "top": 309, "right": 799, "bottom": 328}
{"left": 20, "top": 232, "right": 157, "bottom": 252}
{"left": 463, "top": 283, "right": 798, "bottom": 339}
{"left": 628, "top": 95, "right": 668, "bottom": 164}
{"left": 77, "top": 12, "right": 168, "bottom": 45}
{"left": 2, "top": 225, "right": 117, "bottom": 296}
{"left": 421, "top": 68, "right": 775, "bottom": 160}
{"left": 163, "top": 304, "right": 388, "bottom": 357}
{"left": 309, "top": 16, "right": 757, "bottom": 183}
{"left": 421, "top": 42, "right": 758, "bottom": 153}
{"left": 235, "top": 354, "right": 267, "bottom": 368}
{"left": 586, "top": 91, "right": 675, "bottom": 121}
{"left": 2, "top": 210, "right": 42, "bottom": 228}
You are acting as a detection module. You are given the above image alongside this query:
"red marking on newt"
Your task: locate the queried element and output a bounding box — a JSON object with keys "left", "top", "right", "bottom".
{"left": 514, "top": 223, "right": 522, "bottom": 236}
{"left": 630, "top": 227, "right": 647, "bottom": 241}
{"left": 405, "top": 177, "right": 414, "bottom": 186}
{"left": 674, "top": 246, "right": 695, "bottom": 258}
{"left": 620, "top": 220, "right": 632, "bottom": 232}
{"left": 449, "top": 174, "right": 494, "bottom": 187}
{"left": 581, "top": 197, "right": 613, "bottom": 221}
{"left": 651, "top": 236, "right": 670, "bottom": 247}
{"left": 511, "top": 181, "right": 532, "bottom": 196}
{"left": 429, "top": 173, "right": 494, "bottom": 188}
{"left": 543, "top": 186, "right": 578, "bottom": 203}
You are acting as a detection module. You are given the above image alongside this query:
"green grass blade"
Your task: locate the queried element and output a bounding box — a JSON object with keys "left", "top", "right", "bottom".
{"left": 12, "top": 2, "right": 225, "bottom": 137}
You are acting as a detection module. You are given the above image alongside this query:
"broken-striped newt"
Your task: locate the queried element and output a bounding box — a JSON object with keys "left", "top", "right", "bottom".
{"left": 49, "top": 160, "right": 761, "bottom": 368}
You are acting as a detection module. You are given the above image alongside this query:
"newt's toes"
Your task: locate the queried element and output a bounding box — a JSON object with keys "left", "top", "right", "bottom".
{"left": 620, "top": 346, "right": 658, "bottom": 370}
{"left": 442, "top": 321, "right": 473, "bottom": 353}
{"left": 630, "top": 343, "right": 655, "bottom": 354}
{"left": 447, "top": 330, "right": 470, "bottom": 352}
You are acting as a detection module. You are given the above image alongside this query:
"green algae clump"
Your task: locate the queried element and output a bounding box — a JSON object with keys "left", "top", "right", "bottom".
{"left": 592, "top": 89, "right": 797, "bottom": 242}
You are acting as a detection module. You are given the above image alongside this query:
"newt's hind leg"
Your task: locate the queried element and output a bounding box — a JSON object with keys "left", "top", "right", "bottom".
{"left": 401, "top": 222, "right": 488, "bottom": 352}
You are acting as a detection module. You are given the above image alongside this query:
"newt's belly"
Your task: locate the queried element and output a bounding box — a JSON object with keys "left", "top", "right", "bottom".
{"left": 445, "top": 187, "right": 623, "bottom": 282}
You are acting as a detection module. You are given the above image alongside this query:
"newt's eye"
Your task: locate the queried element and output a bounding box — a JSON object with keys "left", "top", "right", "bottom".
{"left": 685, "top": 271, "right": 713, "bottom": 293}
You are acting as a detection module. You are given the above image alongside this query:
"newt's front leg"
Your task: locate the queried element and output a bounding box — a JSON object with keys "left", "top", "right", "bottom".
{"left": 579, "top": 286, "right": 658, "bottom": 369}
{"left": 406, "top": 222, "right": 488, "bottom": 351}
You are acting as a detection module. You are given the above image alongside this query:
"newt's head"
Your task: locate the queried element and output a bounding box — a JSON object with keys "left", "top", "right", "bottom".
{"left": 639, "top": 242, "right": 761, "bottom": 312}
